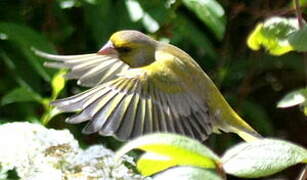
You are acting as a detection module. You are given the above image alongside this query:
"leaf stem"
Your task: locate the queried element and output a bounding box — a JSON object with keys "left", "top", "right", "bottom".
{"left": 294, "top": 0, "right": 307, "bottom": 88}
{"left": 294, "top": 0, "right": 307, "bottom": 123}
{"left": 294, "top": 0, "right": 304, "bottom": 28}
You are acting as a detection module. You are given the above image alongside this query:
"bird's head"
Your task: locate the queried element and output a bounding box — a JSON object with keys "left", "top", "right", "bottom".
{"left": 98, "top": 30, "right": 158, "bottom": 67}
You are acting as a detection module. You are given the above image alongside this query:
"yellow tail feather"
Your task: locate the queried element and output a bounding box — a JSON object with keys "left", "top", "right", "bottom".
{"left": 236, "top": 129, "right": 262, "bottom": 142}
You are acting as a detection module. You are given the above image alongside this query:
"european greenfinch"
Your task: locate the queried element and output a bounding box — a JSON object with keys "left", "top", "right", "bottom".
{"left": 34, "top": 30, "right": 261, "bottom": 142}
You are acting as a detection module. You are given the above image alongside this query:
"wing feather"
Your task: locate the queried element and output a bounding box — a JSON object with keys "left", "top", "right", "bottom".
{"left": 153, "top": 88, "right": 167, "bottom": 132}
{"left": 116, "top": 91, "right": 140, "bottom": 140}
{"left": 142, "top": 82, "right": 153, "bottom": 134}
{"left": 33, "top": 49, "right": 129, "bottom": 87}
{"left": 65, "top": 59, "right": 116, "bottom": 80}
{"left": 166, "top": 93, "right": 185, "bottom": 135}
{"left": 188, "top": 114, "right": 205, "bottom": 139}
{"left": 47, "top": 48, "right": 214, "bottom": 141}
{"left": 149, "top": 83, "right": 159, "bottom": 132}
{"left": 159, "top": 92, "right": 176, "bottom": 133}
{"left": 81, "top": 90, "right": 119, "bottom": 134}
{"left": 181, "top": 116, "right": 196, "bottom": 139}
{"left": 99, "top": 79, "right": 138, "bottom": 135}
{"left": 130, "top": 92, "right": 146, "bottom": 139}
{"left": 51, "top": 86, "right": 102, "bottom": 112}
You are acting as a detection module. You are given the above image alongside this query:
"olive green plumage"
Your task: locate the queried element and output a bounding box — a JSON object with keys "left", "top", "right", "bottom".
{"left": 34, "top": 30, "right": 261, "bottom": 142}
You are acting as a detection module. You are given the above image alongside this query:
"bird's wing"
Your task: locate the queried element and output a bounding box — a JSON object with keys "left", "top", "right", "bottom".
{"left": 33, "top": 49, "right": 129, "bottom": 87}
{"left": 52, "top": 49, "right": 213, "bottom": 141}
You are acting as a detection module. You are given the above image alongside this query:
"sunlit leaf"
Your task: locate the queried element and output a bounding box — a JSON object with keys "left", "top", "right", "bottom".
{"left": 0, "top": 22, "right": 55, "bottom": 81}
{"left": 182, "top": 0, "right": 226, "bottom": 40}
{"left": 142, "top": 13, "right": 160, "bottom": 33}
{"left": 0, "top": 32, "right": 8, "bottom": 40}
{"left": 51, "top": 70, "right": 67, "bottom": 99}
{"left": 153, "top": 166, "right": 223, "bottom": 180}
{"left": 247, "top": 17, "right": 298, "bottom": 55}
{"left": 289, "top": 25, "right": 307, "bottom": 52}
{"left": 57, "top": 0, "right": 80, "bottom": 9}
{"left": 116, "top": 133, "right": 220, "bottom": 176}
{"left": 277, "top": 88, "right": 307, "bottom": 108}
{"left": 1, "top": 87, "right": 42, "bottom": 106}
{"left": 84, "top": 0, "right": 100, "bottom": 4}
{"left": 137, "top": 152, "right": 174, "bottom": 176}
{"left": 222, "top": 139, "right": 307, "bottom": 178}
{"left": 125, "top": 0, "right": 144, "bottom": 22}
{"left": 125, "top": 0, "right": 160, "bottom": 33}
{"left": 247, "top": 24, "right": 264, "bottom": 51}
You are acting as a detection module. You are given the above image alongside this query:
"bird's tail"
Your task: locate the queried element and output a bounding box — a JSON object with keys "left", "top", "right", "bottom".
{"left": 217, "top": 109, "right": 262, "bottom": 142}
{"left": 235, "top": 128, "right": 262, "bottom": 142}
{"left": 229, "top": 114, "right": 262, "bottom": 142}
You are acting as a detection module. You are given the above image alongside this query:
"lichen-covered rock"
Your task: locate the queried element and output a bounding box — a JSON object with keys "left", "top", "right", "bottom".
{"left": 0, "top": 122, "right": 146, "bottom": 180}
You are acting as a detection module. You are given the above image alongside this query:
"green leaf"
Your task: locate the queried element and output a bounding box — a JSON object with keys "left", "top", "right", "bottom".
{"left": 247, "top": 17, "right": 298, "bottom": 55}
{"left": 0, "top": 22, "right": 55, "bottom": 81}
{"left": 137, "top": 152, "right": 176, "bottom": 175}
{"left": 277, "top": 88, "right": 307, "bottom": 116}
{"left": 289, "top": 25, "right": 307, "bottom": 52}
{"left": 277, "top": 88, "right": 307, "bottom": 108}
{"left": 222, "top": 138, "right": 307, "bottom": 178}
{"left": 142, "top": 13, "right": 160, "bottom": 33}
{"left": 125, "top": 0, "right": 160, "bottom": 33}
{"left": 1, "top": 87, "right": 42, "bottom": 106}
{"left": 125, "top": 0, "right": 144, "bottom": 22}
{"left": 116, "top": 133, "right": 220, "bottom": 176}
{"left": 51, "top": 70, "right": 67, "bottom": 99}
{"left": 153, "top": 166, "right": 223, "bottom": 180}
{"left": 182, "top": 0, "right": 226, "bottom": 40}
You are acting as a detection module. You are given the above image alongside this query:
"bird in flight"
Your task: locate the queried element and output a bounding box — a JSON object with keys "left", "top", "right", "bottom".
{"left": 34, "top": 30, "right": 261, "bottom": 142}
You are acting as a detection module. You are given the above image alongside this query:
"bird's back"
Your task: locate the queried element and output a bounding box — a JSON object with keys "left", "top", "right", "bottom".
{"left": 154, "top": 42, "right": 259, "bottom": 139}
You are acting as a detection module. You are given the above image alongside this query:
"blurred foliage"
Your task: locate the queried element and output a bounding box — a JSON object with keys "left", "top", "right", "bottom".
{"left": 289, "top": 25, "right": 307, "bottom": 51}
{"left": 247, "top": 16, "right": 307, "bottom": 56}
{"left": 277, "top": 88, "right": 307, "bottom": 116}
{"left": 247, "top": 17, "right": 297, "bottom": 55}
{"left": 0, "top": 0, "right": 306, "bottom": 179}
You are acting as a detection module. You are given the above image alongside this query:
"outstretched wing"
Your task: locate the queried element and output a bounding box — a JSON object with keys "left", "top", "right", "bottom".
{"left": 33, "top": 49, "right": 129, "bottom": 87}
{"left": 52, "top": 50, "right": 213, "bottom": 141}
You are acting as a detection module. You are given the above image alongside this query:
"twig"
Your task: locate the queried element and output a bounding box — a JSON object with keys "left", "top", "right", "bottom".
{"left": 294, "top": 0, "right": 307, "bottom": 87}
{"left": 297, "top": 165, "right": 307, "bottom": 180}
{"left": 294, "top": 0, "right": 304, "bottom": 28}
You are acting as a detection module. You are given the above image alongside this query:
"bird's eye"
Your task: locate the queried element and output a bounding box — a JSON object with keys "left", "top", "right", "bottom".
{"left": 117, "top": 47, "right": 132, "bottom": 53}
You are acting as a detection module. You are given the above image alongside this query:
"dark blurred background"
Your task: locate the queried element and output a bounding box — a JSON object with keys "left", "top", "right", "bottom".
{"left": 0, "top": 0, "right": 306, "bottom": 179}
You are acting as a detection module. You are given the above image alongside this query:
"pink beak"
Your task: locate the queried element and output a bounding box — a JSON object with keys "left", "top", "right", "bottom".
{"left": 97, "top": 41, "right": 117, "bottom": 55}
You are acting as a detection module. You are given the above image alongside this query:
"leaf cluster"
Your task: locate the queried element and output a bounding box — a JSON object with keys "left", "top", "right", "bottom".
{"left": 117, "top": 134, "right": 307, "bottom": 180}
